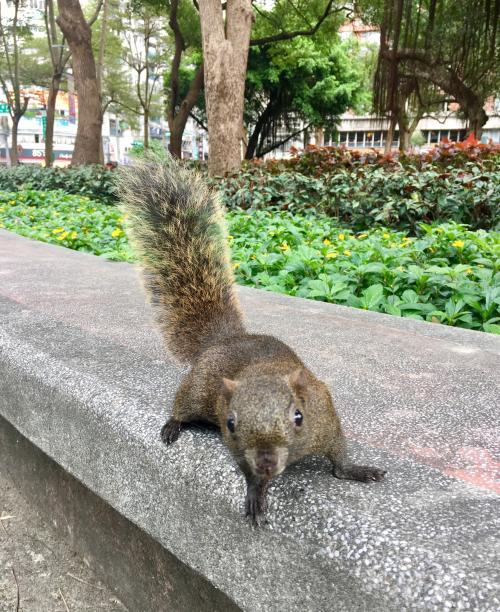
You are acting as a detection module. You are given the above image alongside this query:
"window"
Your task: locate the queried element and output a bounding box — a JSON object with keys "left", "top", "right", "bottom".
{"left": 348, "top": 132, "right": 356, "bottom": 147}
{"left": 429, "top": 131, "right": 439, "bottom": 143}
{"left": 373, "top": 131, "right": 382, "bottom": 147}
{"left": 356, "top": 131, "right": 365, "bottom": 147}
{"left": 339, "top": 132, "right": 347, "bottom": 145}
{"left": 365, "top": 131, "right": 374, "bottom": 147}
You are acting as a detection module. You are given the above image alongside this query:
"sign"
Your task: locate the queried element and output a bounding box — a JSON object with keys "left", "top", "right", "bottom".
{"left": 0, "top": 102, "right": 9, "bottom": 115}
{"left": 41, "top": 115, "right": 47, "bottom": 137}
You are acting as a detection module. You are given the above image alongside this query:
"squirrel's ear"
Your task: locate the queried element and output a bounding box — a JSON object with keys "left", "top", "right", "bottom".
{"left": 288, "top": 368, "right": 308, "bottom": 398}
{"left": 221, "top": 378, "right": 238, "bottom": 402}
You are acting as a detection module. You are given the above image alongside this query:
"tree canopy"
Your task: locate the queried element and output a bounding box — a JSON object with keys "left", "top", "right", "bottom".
{"left": 245, "top": 37, "right": 367, "bottom": 157}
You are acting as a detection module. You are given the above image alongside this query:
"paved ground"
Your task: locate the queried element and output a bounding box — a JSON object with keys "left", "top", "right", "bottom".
{"left": 1, "top": 230, "right": 499, "bottom": 611}
{"left": 0, "top": 468, "right": 127, "bottom": 612}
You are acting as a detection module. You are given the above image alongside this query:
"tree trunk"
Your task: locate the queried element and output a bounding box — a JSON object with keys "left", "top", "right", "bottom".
{"left": 144, "top": 108, "right": 149, "bottom": 149}
{"left": 169, "top": 125, "right": 183, "bottom": 157}
{"left": 384, "top": 114, "right": 397, "bottom": 153}
{"left": 167, "top": 64, "right": 204, "bottom": 159}
{"left": 397, "top": 107, "right": 421, "bottom": 153}
{"left": 97, "top": 0, "right": 108, "bottom": 164}
{"left": 314, "top": 126, "right": 324, "bottom": 146}
{"left": 198, "top": 0, "right": 253, "bottom": 176}
{"left": 10, "top": 117, "right": 19, "bottom": 165}
{"left": 245, "top": 99, "right": 275, "bottom": 160}
{"left": 57, "top": 0, "right": 102, "bottom": 165}
{"left": 45, "top": 74, "right": 61, "bottom": 167}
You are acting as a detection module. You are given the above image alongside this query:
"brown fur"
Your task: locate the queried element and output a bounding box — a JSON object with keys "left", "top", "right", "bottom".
{"left": 117, "top": 154, "right": 244, "bottom": 363}
{"left": 117, "top": 157, "right": 386, "bottom": 525}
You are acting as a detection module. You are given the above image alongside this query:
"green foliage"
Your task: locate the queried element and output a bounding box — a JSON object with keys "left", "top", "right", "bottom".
{"left": 1, "top": 190, "right": 498, "bottom": 333}
{"left": 228, "top": 211, "right": 500, "bottom": 333}
{"left": 411, "top": 130, "right": 426, "bottom": 147}
{"left": 0, "top": 165, "right": 117, "bottom": 204}
{"left": 245, "top": 37, "right": 367, "bottom": 157}
{"left": 0, "top": 190, "right": 131, "bottom": 261}
{"left": 217, "top": 143, "right": 500, "bottom": 231}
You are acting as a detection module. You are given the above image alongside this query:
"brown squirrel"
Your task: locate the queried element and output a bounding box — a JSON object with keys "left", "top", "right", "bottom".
{"left": 118, "top": 156, "right": 386, "bottom": 525}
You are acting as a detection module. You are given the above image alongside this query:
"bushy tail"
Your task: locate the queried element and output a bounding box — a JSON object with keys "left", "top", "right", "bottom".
{"left": 117, "top": 155, "right": 245, "bottom": 363}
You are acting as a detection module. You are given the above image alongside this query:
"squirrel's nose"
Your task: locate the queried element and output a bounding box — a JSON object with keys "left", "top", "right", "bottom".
{"left": 256, "top": 449, "right": 278, "bottom": 477}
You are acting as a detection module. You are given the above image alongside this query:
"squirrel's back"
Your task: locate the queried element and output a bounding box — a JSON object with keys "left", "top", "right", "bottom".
{"left": 117, "top": 155, "right": 245, "bottom": 363}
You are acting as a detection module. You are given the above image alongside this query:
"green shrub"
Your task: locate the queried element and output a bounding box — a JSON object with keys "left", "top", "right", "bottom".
{"left": 0, "top": 190, "right": 131, "bottom": 260}
{"left": 258, "top": 137, "right": 500, "bottom": 175}
{"left": 1, "top": 189, "right": 498, "bottom": 333}
{"left": 0, "top": 165, "right": 117, "bottom": 204}
{"left": 216, "top": 160, "right": 500, "bottom": 232}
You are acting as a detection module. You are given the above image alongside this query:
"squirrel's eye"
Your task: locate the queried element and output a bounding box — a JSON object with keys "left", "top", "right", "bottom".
{"left": 226, "top": 416, "right": 236, "bottom": 433}
{"left": 294, "top": 409, "right": 303, "bottom": 426}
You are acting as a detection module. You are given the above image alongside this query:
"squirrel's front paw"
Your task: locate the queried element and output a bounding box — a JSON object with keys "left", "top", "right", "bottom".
{"left": 333, "top": 463, "right": 387, "bottom": 482}
{"left": 160, "top": 418, "right": 183, "bottom": 445}
{"left": 245, "top": 490, "right": 268, "bottom": 527}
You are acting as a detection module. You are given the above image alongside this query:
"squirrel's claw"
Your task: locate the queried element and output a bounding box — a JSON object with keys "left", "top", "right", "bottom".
{"left": 160, "top": 418, "right": 183, "bottom": 445}
{"left": 333, "top": 463, "right": 387, "bottom": 482}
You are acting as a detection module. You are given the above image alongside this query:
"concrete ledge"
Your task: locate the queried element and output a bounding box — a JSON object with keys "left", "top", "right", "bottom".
{"left": 1, "top": 230, "right": 499, "bottom": 611}
{"left": 0, "top": 416, "right": 240, "bottom": 612}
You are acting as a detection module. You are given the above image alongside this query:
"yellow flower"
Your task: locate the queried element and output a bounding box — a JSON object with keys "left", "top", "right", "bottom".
{"left": 343, "top": 250, "right": 352, "bottom": 256}
{"left": 338, "top": 233, "right": 345, "bottom": 241}
{"left": 70, "top": 231, "right": 78, "bottom": 240}
{"left": 250, "top": 254, "right": 256, "bottom": 260}
{"left": 233, "top": 262, "right": 241, "bottom": 269}
{"left": 0, "top": 223, "right": 4, "bottom": 228}
{"left": 57, "top": 231, "right": 69, "bottom": 241}
{"left": 436, "top": 227, "right": 444, "bottom": 233}
{"left": 325, "top": 251, "right": 337, "bottom": 259}
{"left": 279, "top": 242, "right": 290, "bottom": 251}
{"left": 383, "top": 232, "right": 391, "bottom": 239}
{"left": 111, "top": 228, "right": 123, "bottom": 238}
{"left": 358, "top": 233, "right": 368, "bottom": 240}
{"left": 52, "top": 227, "right": 65, "bottom": 234}
{"left": 465, "top": 267, "right": 473, "bottom": 274}
{"left": 323, "top": 238, "right": 331, "bottom": 245}
{"left": 227, "top": 235, "right": 234, "bottom": 241}
{"left": 452, "top": 240, "right": 465, "bottom": 248}
{"left": 402, "top": 236, "right": 411, "bottom": 242}
{"left": 8, "top": 200, "right": 15, "bottom": 205}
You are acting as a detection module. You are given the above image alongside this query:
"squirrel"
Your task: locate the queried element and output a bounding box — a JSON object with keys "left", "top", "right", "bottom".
{"left": 117, "top": 155, "right": 386, "bottom": 525}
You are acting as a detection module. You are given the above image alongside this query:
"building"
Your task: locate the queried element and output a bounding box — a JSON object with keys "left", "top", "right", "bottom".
{"left": 0, "top": 0, "right": 208, "bottom": 165}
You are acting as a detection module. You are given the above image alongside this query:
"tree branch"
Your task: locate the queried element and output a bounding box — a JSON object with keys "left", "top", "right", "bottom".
{"left": 250, "top": 1, "right": 345, "bottom": 46}
{"left": 257, "top": 122, "right": 310, "bottom": 157}
{"left": 87, "top": 0, "right": 103, "bottom": 27}
{"left": 189, "top": 111, "right": 207, "bottom": 131}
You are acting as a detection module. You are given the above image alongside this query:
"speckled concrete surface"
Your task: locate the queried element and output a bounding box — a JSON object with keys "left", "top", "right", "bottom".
{"left": 1, "top": 230, "right": 499, "bottom": 611}
{"left": 0, "top": 467, "right": 128, "bottom": 612}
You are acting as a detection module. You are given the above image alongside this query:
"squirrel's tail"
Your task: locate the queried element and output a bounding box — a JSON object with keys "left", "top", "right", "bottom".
{"left": 117, "top": 155, "right": 245, "bottom": 364}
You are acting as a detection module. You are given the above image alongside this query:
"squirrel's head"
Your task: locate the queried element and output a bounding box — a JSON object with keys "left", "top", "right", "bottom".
{"left": 219, "top": 368, "right": 311, "bottom": 480}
